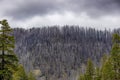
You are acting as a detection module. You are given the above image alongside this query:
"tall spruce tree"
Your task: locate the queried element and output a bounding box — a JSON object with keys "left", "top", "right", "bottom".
{"left": 78, "top": 74, "right": 85, "bottom": 80}
{"left": 110, "top": 33, "right": 120, "bottom": 80}
{"left": 100, "top": 34, "right": 120, "bottom": 80}
{"left": 84, "top": 59, "right": 95, "bottom": 80}
{"left": 101, "top": 58, "right": 114, "bottom": 80}
{"left": 28, "top": 72, "right": 36, "bottom": 80}
{"left": 94, "top": 67, "right": 101, "bottom": 80}
{"left": 13, "top": 65, "right": 28, "bottom": 80}
{"left": 78, "top": 59, "right": 95, "bottom": 80}
{"left": 0, "top": 19, "right": 18, "bottom": 80}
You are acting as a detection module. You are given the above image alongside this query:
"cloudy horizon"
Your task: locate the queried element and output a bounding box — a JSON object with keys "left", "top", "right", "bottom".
{"left": 0, "top": 0, "right": 120, "bottom": 30}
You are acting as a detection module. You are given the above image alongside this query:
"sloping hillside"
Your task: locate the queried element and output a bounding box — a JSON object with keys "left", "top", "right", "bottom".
{"left": 13, "top": 26, "right": 114, "bottom": 80}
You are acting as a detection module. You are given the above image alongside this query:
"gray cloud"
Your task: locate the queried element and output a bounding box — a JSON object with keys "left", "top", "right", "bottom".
{"left": 67, "top": 0, "right": 120, "bottom": 17}
{"left": 1, "top": 0, "right": 120, "bottom": 19}
{"left": 4, "top": 0, "right": 63, "bottom": 19}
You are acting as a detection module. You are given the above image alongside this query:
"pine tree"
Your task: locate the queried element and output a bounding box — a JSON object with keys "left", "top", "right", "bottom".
{"left": 101, "top": 58, "right": 114, "bottom": 80}
{"left": 78, "top": 74, "right": 85, "bottom": 80}
{"left": 94, "top": 67, "right": 101, "bottom": 80}
{"left": 110, "top": 33, "right": 120, "bottom": 80}
{"left": 13, "top": 65, "right": 28, "bottom": 80}
{"left": 84, "top": 59, "right": 95, "bottom": 80}
{"left": 0, "top": 19, "right": 18, "bottom": 80}
{"left": 100, "top": 34, "right": 120, "bottom": 80}
{"left": 28, "top": 72, "right": 36, "bottom": 80}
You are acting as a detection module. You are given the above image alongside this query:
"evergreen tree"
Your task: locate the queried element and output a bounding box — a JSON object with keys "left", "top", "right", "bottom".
{"left": 84, "top": 59, "right": 95, "bottom": 80}
{"left": 78, "top": 74, "right": 85, "bottom": 80}
{"left": 78, "top": 59, "right": 95, "bottom": 80}
{"left": 94, "top": 67, "right": 101, "bottom": 80}
{"left": 110, "top": 34, "right": 120, "bottom": 80}
{"left": 100, "top": 54, "right": 108, "bottom": 67}
{"left": 85, "top": 59, "right": 95, "bottom": 80}
{"left": 28, "top": 72, "right": 36, "bottom": 80}
{"left": 0, "top": 19, "right": 18, "bottom": 80}
{"left": 101, "top": 34, "right": 120, "bottom": 80}
{"left": 101, "top": 58, "right": 114, "bottom": 80}
{"left": 13, "top": 65, "right": 28, "bottom": 80}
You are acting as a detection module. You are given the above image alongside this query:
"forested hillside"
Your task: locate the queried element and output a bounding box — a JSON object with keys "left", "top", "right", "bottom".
{"left": 13, "top": 26, "right": 118, "bottom": 80}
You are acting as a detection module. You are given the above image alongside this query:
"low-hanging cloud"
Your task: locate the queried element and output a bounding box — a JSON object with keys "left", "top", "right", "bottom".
{"left": 1, "top": 0, "right": 120, "bottom": 20}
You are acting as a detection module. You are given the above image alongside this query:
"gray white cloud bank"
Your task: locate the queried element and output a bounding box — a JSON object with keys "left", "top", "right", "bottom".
{"left": 0, "top": 0, "right": 120, "bottom": 29}
{"left": 0, "top": 0, "right": 120, "bottom": 19}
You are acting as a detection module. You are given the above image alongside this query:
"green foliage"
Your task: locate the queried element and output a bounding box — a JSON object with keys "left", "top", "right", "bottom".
{"left": 13, "top": 65, "right": 36, "bottom": 80}
{"left": 78, "top": 59, "right": 95, "bottom": 80}
{"left": 0, "top": 19, "right": 18, "bottom": 80}
{"left": 78, "top": 33, "right": 120, "bottom": 80}
{"left": 13, "top": 65, "right": 28, "bottom": 80}
{"left": 78, "top": 74, "right": 85, "bottom": 80}
{"left": 0, "top": 19, "right": 36, "bottom": 80}
{"left": 28, "top": 72, "right": 36, "bottom": 80}
{"left": 97, "top": 34, "right": 120, "bottom": 80}
{"left": 112, "top": 33, "right": 120, "bottom": 43}
{"left": 110, "top": 33, "right": 120, "bottom": 80}
{"left": 84, "top": 59, "right": 95, "bottom": 80}
{"left": 101, "top": 58, "right": 115, "bottom": 80}
{"left": 94, "top": 67, "right": 101, "bottom": 80}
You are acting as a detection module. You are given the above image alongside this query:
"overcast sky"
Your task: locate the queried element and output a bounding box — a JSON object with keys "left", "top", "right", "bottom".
{"left": 0, "top": 0, "right": 120, "bottom": 30}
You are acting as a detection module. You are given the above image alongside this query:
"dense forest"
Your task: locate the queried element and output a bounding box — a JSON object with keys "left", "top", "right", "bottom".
{"left": 13, "top": 26, "right": 119, "bottom": 80}
{"left": 0, "top": 20, "right": 120, "bottom": 80}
